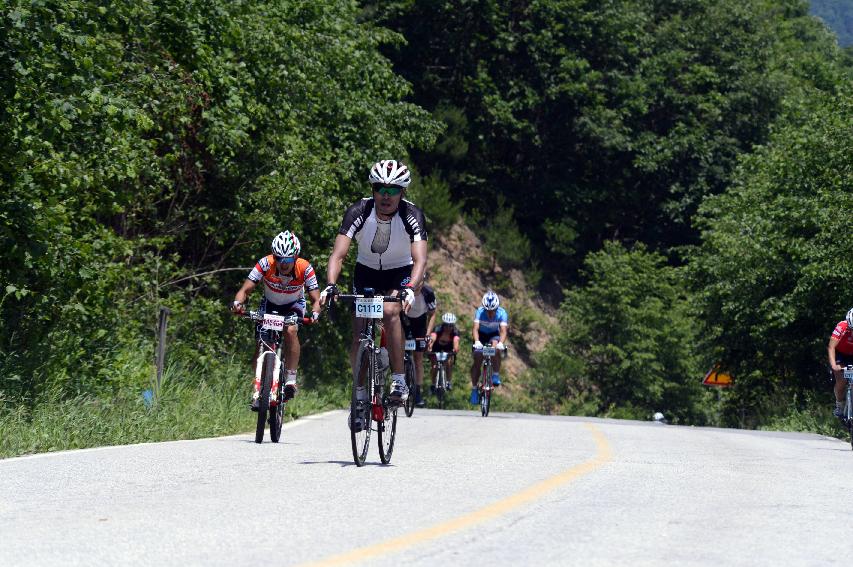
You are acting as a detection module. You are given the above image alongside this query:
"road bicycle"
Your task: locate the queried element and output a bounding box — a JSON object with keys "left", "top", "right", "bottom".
{"left": 242, "top": 310, "right": 311, "bottom": 444}
{"left": 840, "top": 365, "right": 853, "bottom": 450}
{"left": 331, "top": 289, "right": 403, "bottom": 466}
{"left": 432, "top": 351, "right": 454, "bottom": 409}
{"left": 401, "top": 318, "right": 426, "bottom": 417}
{"left": 475, "top": 344, "right": 507, "bottom": 417}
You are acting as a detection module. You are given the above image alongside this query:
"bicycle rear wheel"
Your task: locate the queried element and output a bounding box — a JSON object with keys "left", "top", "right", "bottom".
{"left": 256, "top": 353, "right": 274, "bottom": 443}
{"left": 403, "top": 355, "right": 415, "bottom": 417}
{"left": 350, "top": 347, "right": 373, "bottom": 466}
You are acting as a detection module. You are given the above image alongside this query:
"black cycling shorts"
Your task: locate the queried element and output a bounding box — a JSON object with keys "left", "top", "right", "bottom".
{"left": 432, "top": 340, "right": 455, "bottom": 353}
{"left": 352, "top": 262, "right": 412, "bottom": 295}
{"left": 406, "top": 313, "right": 428, "bottom": 339}
{"left": 836, "top": 352, "right": 853, "bottom": 367}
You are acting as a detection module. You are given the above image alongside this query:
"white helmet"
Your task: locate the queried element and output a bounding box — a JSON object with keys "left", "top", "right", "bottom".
{"left": 482, "top": 290, "right": 500, "bottom": 310}
{"left": 368, "top": 160, "right": 411, "bottom": 188}
{"left": 442, "top": 312, "right": 457, "bottom": 325}
{"left": 271, "top": 231, "right": 300, "bottom": 258}
{"left": 846, "top": 308, "right": 853, "bottom": 328}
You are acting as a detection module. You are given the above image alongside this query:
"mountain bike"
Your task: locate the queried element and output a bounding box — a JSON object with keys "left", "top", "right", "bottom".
{"left": 432, "top": 352, "right": 454, "bottom": 409}
{"left": 242, "top": 310, "right": 311, "bottom": 444}
{"left": 841, "top": 365, "right": 853, "bottom": 450}
{"left": 331, "top": 289, "right": 403, "bottom": 466}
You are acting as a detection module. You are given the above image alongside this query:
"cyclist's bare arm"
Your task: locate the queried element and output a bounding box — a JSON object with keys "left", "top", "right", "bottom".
{"left": 829, "top": 338, "right": 842, "bottom": 371}
{"left": 410, "top": 240, "right": 427, "bottom": 293}
{"left": 324, "top": 234, "right": 352, "bottom": 304}
{"left": 472, "top": 320, "right": 480, "bottom": 343}
{"left": 428, "top": 332, "right": 438, "bottom": 352}
{"left": 452, "top": 335, "right": 461, "bottom": 353}
{"left": 498, "top": 323, "right": 508, "bottom": 345}
{"left": 426, "top": 309, "right": 437, "bottom": 334}
{"left": 307, "top": 287, "right": 321, "bottom": 318}
{"left": 233, "top": 279, "right": 257, "bottom": 312}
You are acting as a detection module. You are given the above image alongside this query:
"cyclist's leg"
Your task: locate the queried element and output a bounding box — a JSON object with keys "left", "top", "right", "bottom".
{"left": 834, "top": 354, "right": 852, "bottom": 415}
{"left": 470, "top": 351, "right": 482, "bottom": 387}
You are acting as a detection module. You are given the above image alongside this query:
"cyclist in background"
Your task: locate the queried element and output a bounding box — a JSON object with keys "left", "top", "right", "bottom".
{"left": 828, "top": 307, "right": 853, "bottom": 417}
{"left": 405, "top": 280, "right": 436, "bottom": 408}
{"left": 320, "top": 160, "right": 427, "bottom": 411}
{"left": 231, "top": 231, "right": 321, "bottom": 408}
{"left": 470, "top": 290, "right": 508, "bottom": 405}
{"left": 428, "top": 312, "right": 460, "bottom": 393}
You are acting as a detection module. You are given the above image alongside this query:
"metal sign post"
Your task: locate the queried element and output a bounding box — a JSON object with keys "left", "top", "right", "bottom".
{"left": 155, "top": 306, "right": 171, "bottom": 395}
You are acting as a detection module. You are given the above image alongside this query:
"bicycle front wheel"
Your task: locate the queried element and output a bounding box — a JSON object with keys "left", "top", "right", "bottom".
{"left": 403, "top": 356, "right": 415, "bottom": 417}
{"left": 378, "top": 394, "right": 398, "bottom": 464}
{"left": 847, "top": 388, "right": 853, "bottom": 451}
{"left": 350, "top": 347, "right": 373, "bottom": 466}
{"left": 270, "top": 379, "right": 285, "bottom": 443}
{"left": 480, "top": 363, "right": 491, "bottom": 417}
{"left": 256, "top": 353, "right": 274, "bottom": 443}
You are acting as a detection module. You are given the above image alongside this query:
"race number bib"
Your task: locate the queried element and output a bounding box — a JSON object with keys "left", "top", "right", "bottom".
{"left": 482, "top": 346, "right": 496, "bottom": 357}
{"left": 844, "top": 368, "right": 853, "bottom": 383}
{"left": 262, "top": 313, "right": 285, "bottom": 331}
{"left": 355, "top": 297, "right": 383, "bottom": 319}
{"left": 404, "top": 339, "right": 416, "bottom": 351}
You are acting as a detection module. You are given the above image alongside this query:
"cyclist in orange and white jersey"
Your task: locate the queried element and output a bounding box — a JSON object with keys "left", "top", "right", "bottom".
{"left": 231, "top": 231, "right": 321, "bottom": 406}
{"left": 828, "top": 307, "right": 853, "bottom": 417}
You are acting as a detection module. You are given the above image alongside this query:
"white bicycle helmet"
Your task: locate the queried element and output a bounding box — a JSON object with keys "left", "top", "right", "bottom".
{"left": 442, "top": 312, "right": 457, "bottom": 325}
{"left": 271, "top": 231, "right": 300, "bottom": 258}
{"left": 482, "top": 290, "right": 500, "bottom": 311}
{"left": 368, "top": 159, "right": 411, "bottom": 188}
{"left": 846, "top": 307, "right": 853, "bottom": 327}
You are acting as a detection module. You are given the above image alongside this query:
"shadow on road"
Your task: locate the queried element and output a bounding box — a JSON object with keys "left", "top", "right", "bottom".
{"left": 300, "top": 460, "right": 395, "bottom": 468}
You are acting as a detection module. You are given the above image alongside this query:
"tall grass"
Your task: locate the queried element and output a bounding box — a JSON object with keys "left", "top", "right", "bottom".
{"left": 0, "top": 357, "right": 346, "bottom": 459}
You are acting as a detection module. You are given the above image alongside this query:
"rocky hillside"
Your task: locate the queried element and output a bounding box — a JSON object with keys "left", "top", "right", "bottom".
{"left": 426, "top": 222, "right": 559, "bottom": 383}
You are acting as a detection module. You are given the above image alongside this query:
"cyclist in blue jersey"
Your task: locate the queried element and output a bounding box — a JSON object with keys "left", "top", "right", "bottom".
{"left": 469, "top": 290, "right": 508, "bottom": 405}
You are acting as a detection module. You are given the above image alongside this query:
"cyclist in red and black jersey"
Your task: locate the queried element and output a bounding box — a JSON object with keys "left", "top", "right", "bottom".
{"left": 231, "top": 231, "right": 321, "bottom": 407}
{"left": 828, "top": 308, "right": 853, "bottom": 417}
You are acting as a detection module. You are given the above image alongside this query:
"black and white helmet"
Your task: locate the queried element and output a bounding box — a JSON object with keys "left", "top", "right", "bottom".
{"left": 368, "top": 160, "right": 411, "bottom": 188}
{"left": 482, "top": 290, "right": 500, "bottom": 310}
{"left": 271, "top": 231, "right": 300, "bottom": 257}
{"left": 442, "top": 312, "right": 457, "bottom": 325}
{"left": 846, "top": 307, "right": 853, "bottom": 328}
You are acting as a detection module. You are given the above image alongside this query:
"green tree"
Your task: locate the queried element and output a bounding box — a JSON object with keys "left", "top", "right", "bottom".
{"left": 534, "top": 241, "right": 705, "bottom": 421}
{"left": 689, "top": 88, "right": 853, "bottom": 426}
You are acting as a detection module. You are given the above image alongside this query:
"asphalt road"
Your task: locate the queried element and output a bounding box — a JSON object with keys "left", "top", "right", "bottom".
{"left": 0, "top": 409, "right": 849, "bottom": 566}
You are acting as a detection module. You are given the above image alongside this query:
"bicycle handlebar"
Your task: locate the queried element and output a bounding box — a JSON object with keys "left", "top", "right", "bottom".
{"left": 333, "top": 293, "right": 402, "bottom": 303}
{"left": 242, "top": 311, "right": 315, "bottom": 326}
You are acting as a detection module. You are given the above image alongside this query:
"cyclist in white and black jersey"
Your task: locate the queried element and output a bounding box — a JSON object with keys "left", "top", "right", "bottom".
{"left": 321, "top": 160, "right": 428, "bottom": 415}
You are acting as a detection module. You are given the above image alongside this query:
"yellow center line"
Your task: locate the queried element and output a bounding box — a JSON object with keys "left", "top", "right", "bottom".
{"left": 299, "top": 423, "right": 613, "bottom": 567}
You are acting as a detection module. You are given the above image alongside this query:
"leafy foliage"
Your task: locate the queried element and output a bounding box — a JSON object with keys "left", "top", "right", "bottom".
{"left": 689, "top": 89, "right": 853, "bottom": 425}
{"left": 0, "top": 0, "right": 438, "bottom": 404}
{"left": 533, "top": 242, "right": 706, "bottom": 422}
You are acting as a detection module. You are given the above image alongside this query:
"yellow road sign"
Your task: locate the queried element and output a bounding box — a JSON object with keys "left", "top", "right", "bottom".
{"left": 703, "top": 366, "right": 733, "bottom": 387}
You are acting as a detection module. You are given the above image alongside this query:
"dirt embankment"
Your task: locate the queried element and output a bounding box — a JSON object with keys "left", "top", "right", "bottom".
{"left": 426, "top": 222, "right": 559, "bottom": 381}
